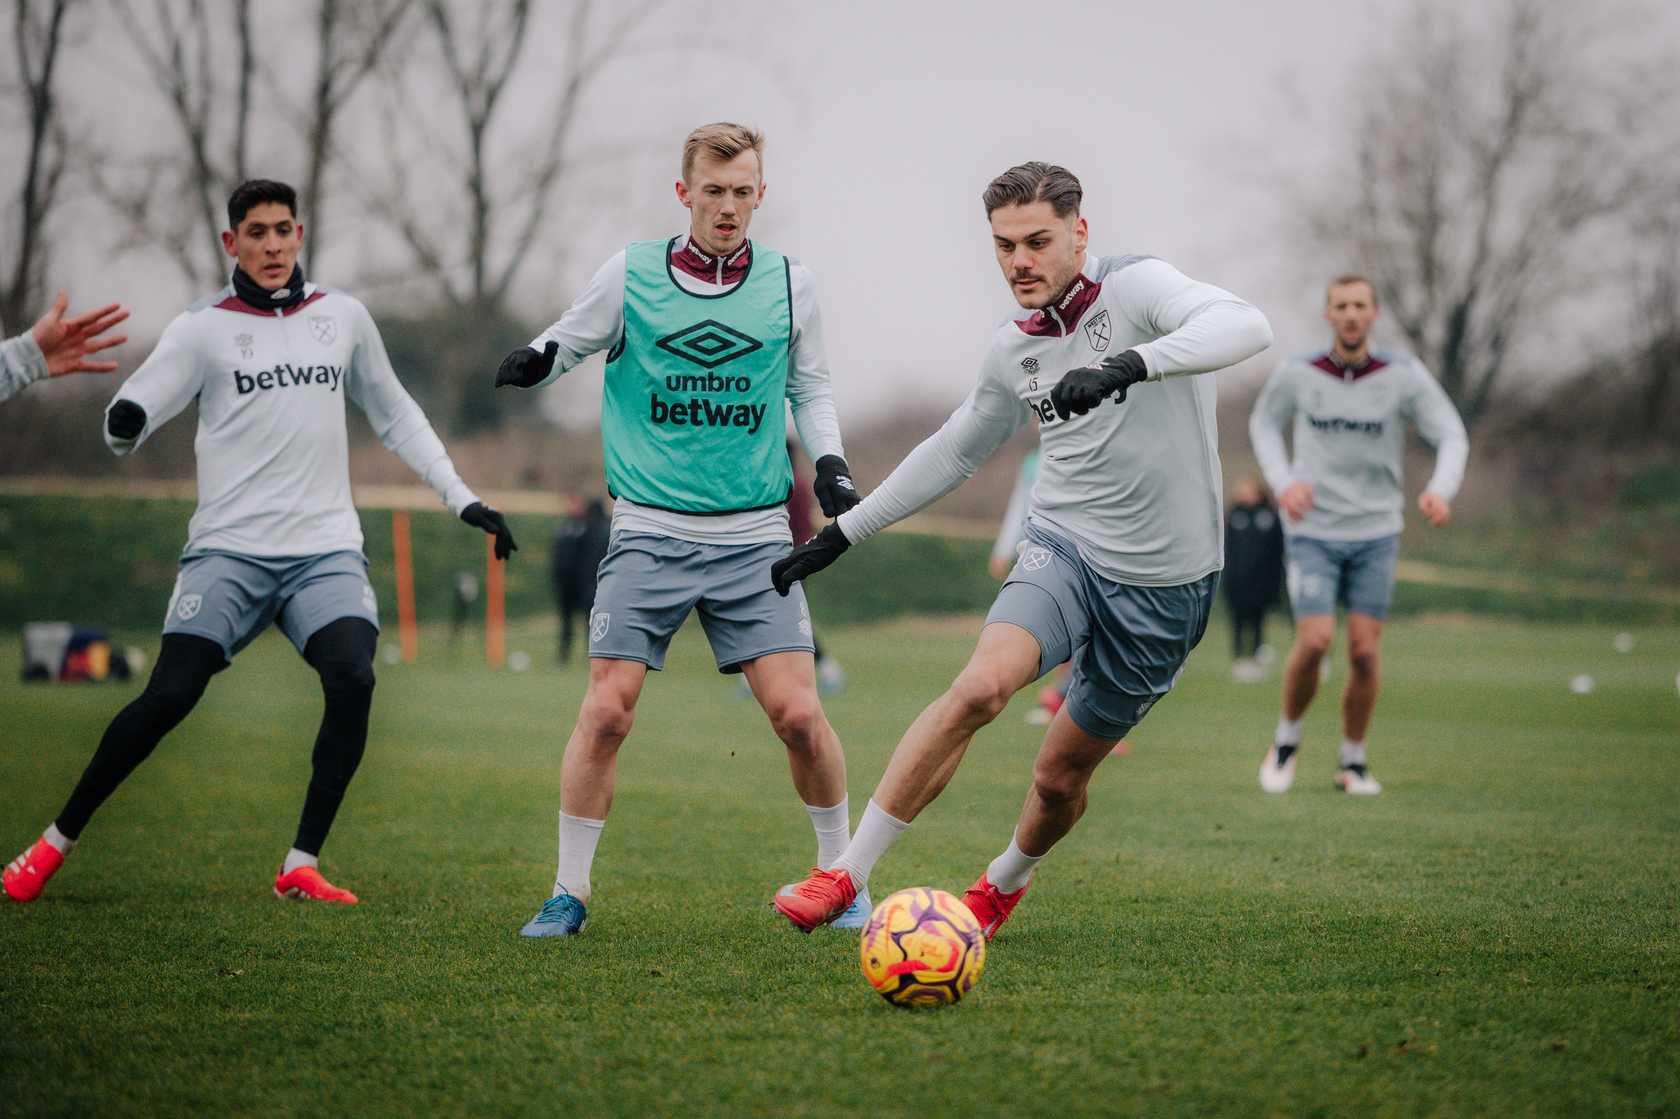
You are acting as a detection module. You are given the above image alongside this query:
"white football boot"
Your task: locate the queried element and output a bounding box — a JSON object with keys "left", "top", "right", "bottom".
{"left": 1335, "top": 765, "right": 1382, "bottom": 795}
{"left": 1258, "top": 744, "right": 1298, "bottom": 793}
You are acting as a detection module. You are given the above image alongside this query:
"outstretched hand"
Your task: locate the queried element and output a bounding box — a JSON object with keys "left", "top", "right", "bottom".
{"left": 495, "top": 341, "right": 558, "bottom": 388}
{"left": 771, "top": 523, "right": 851, "bottom": 596}
{"left": 33, "top": 291, "right": 129, "bottom": 378}
{"left": 462, "top": 502, "right": 519, "bottom": 560}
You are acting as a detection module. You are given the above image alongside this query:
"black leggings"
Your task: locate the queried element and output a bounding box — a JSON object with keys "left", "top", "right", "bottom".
{"left": 1232, "top": 609, "right": 1266, "bottom": 659}
{"left": 55, "top": 618, "right": 378, "bottom": 856}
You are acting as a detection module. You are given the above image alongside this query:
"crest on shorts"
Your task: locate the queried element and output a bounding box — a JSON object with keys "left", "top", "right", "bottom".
{"left": 361, "top": 585, "right": 378, "bottom": 613}
{"left": 308, "top": 315, "right": 337, "bottom": 346}
{"left": 1083, "top": 309, "right": 1112, "bottom": 353}
{"left": 175, "top": 593, "right": 203, "bottom": 621}
{"left": 1020, "top": 546, "right": 1052, "bottom": 572}
{"left": 590, "top": 611, "right": 611, "bottom": 642}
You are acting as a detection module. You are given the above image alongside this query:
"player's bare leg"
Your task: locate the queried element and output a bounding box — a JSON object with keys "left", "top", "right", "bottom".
{"left": 522, "top": 657, "right": 647, "bottom": 937}
{"left": 1261, "top": 614, "right": 1334, "bottom": 792}
{"left": 1335, "top": 613, "right": 1384, "bottom": 794}
{"left": 740, "top": 650, "right": 846, "bottom": 809}
{"left": 558, "top": 657, "right": 649, "bottom": 822}
{"left": 774, "top": 623, "right": 1041, "bottom": 931}
{"left": 963, "top": 707, "right": 1120, "bottom": 938}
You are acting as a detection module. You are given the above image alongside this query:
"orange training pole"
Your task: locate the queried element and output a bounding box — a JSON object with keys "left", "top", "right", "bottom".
{"left": 392, "top": 510, "right": 418, "bottom": 663}
{"left": 485, "top": 533, "right": 506, "bottom": 668}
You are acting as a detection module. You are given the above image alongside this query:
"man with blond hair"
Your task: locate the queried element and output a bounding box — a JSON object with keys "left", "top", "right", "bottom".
{"left": 496, "top": 123, "right": 865, "bottom": 937}
{"left": 1249, "top": 275, "right": 1468, "bottom": 796}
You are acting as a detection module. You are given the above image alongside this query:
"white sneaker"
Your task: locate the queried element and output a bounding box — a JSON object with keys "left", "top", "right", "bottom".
{"left": 1230, "top": 658, "right": 1265, "bottom": 684}
{"left": 1025, "top": 706, "right": 1053, "bottom": 726}
{"left": 1259, "top": 744, "right": 1297, "bottom": 793}
{"left": 1335, "top": 766, "right": 1382, "bottom": 795}
{"left": 816, "top": 657, "right": 846, "bottom": 696}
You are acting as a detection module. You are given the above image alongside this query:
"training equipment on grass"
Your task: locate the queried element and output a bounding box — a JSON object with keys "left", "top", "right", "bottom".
{"left": 859, "top": 887, "right": 986, "bottom": 1008}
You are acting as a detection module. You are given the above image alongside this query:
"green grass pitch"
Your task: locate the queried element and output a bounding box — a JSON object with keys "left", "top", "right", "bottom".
{"left": 2, "top": 615, "right": 1677, "bottom": 1116}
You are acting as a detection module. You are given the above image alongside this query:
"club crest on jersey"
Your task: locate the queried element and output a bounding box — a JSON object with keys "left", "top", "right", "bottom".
{"left": 1084, "top": 309, "right": 1112, "bottom": 352}
{"left": 308, "top": 316, "right": 337, "bottom": 346}
{"left": 175, "top": 593, "right": 203, "bottom": 621}
{"left": 590, "top": 611, "right": 611, "bottom": 642}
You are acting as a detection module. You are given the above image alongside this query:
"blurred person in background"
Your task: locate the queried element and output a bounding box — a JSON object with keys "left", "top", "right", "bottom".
{"left": 550, "top": 496, "right": 610, "bottom": 665}
{"left": 0, "top": 292, "right": 129, "bottom": 405}
{"left": 1223, "top": 475, "right": 1284, "bottom": 683}
{"left": 1249, "top": 275, "right": 1468, "bottom": 796}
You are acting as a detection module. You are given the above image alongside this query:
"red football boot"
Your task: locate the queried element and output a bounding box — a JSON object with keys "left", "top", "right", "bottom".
{"left": 3, "top": 837, "right": 66, "bottom": 903}
{"left": 960, "top": 872, "right": 1029, "bottom": 940}
{"left": 274, "top": 865, "right": 359, "bottom": 904}
{"left": 772, "top": 867, "right": 856, "bottom": 933}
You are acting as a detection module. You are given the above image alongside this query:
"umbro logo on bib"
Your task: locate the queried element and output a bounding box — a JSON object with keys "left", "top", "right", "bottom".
{"left": 656, "top": 320, "right": 762, "bottom": 370}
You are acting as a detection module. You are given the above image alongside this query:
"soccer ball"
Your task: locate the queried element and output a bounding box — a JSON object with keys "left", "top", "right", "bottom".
{"left": 859, "top": 886, "right": 986, "bottom": 1008}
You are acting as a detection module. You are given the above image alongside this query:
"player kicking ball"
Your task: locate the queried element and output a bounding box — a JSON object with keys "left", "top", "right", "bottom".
{"left": 2, "top": 180, "right": 514, "bottom": 906}
{"left": 1248, "top": 275, "right": 1467, "bottom": 795}
{"left": 771, "top": 162, "right": 1272, "bottom": 937}
{"left": 496, "top": 124, "right": 863, "bottom": 937}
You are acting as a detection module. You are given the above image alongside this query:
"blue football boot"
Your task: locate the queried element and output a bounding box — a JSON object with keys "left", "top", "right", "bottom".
{"left": 830, "top": 886, "right": 871, "bottom": 930}
{"left": 519, "top": 892, "right": 588, "bottom": 938}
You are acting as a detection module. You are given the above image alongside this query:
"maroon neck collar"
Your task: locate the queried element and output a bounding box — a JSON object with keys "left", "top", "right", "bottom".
{"left": 672, "top": 235, "right": 752, "bottom": 285}
{"left": 1015, "top": 271, "right": 1103, "bottom": 338}
{"left": 1311, "top": 349, "right": 1389, "bottom": 380}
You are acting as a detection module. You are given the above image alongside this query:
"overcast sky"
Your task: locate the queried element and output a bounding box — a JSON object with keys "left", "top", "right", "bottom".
{"left": 34, "top": 0, "right": 1672, "bottom": 425}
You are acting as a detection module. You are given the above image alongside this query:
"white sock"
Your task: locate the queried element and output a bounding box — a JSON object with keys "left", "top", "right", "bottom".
{"left": 805, "top": 797, "right": 850, "bottom": 869}
{"left": 1275, "top": 716, "right": 1303, "bottom": 746}
{"left": 985, "top": 833, "right": 1044, "bottom": 893}
{"left": 1339, "top": 739, "right": 1367, "bottom": 768}
{"left": 43, "top": 823, "right": 76, "bottom": 856}
{"left": 282, "top": 848, "right": 318, "bottom": 875}
{"left": 554, "top": 811, "right": 605, "bottom": 902}
{"left": 831, "top": 799, "right": 909, "bottom": 890}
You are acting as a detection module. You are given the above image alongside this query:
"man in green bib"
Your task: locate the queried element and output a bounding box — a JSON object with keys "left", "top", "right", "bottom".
{"left": 496, "top": 123, "right": 865, "bottom": 937}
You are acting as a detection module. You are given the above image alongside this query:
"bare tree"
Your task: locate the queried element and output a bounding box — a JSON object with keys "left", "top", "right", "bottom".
{"left": 1295, "top": 1, "right": 1666, "bottom": 428}
{"left": 2, "top": 0, "right": 74, "bottom": 330}
{"left": 358, "top": 0, "right": 662, "bottom": 314}
{"left": 95, "top": 0, "right": 257, "bottom": 287}
{"left": 299, "top": 0, "right": 415, "bottom": 268}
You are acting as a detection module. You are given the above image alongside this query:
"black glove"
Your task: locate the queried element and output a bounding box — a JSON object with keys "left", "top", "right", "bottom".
{"left": 771, "top": 523, "right": 850, "bottom": 596}
{"left": 107, "top": 400, "right": 147, "bottom": 440}
{"left": 495, "top": 341, "right": 558, "bottom": 388}
{"left": 461, "top": 502, "right": 518, "bottom": 560}
{"left": 1049, "top": 349, "right": 1148, "bottom": 421}
{"left": 812, "top": 454, "right": 861, "bottom": 517}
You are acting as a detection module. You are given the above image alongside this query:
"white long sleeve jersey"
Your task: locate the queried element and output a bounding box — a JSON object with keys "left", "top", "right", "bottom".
{"left": 838, "top": 253, "right": 1274, "bottom": 586}
{"left": 526, "top": 235, "right": 845, "bottom": 546}
{"left": 1248, "top": 347, "right": 1469, "bottom": 541}
{"left": 106, "top": 282, "right": 479, "bottom": 557}
{"left": 0, "top": 330, "right": 47, "bottom": 404}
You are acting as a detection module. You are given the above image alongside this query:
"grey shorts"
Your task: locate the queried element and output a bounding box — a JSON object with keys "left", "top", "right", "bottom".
{"left": 985, "top": 524, "right": 1216, "bottom": 740}
{"left": 163, "top": 550, "right": 379, "bottom": 659}
{"left": 587, "top": 532, "right": 814, "bottom": 673}
{"left": 1285, "top": 534, "right": 1400, "bottom": 620}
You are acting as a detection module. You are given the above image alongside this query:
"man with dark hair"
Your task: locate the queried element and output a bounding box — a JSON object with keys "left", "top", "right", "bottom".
{"left": 771, "top": 161, "right": 1272, "bottom": 936}
{"left": 1250, "top": 275, "right": 1467, "bottom": 795}
{"left": 1, "top": 291, "right": 130, "bottom": 405}
{"left": 496, "top": 122, "right": 863, "bottom": 937}
{"left": 3, "top": 179, "right": 514, "bottom": 906}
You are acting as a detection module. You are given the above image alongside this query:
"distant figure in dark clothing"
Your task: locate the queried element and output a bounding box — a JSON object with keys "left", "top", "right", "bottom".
{"left": 552, "top": 498, "right": 610, "bottom": 664}
{"left": 1224, "top": 476, "right": 1284, "bottom": 681}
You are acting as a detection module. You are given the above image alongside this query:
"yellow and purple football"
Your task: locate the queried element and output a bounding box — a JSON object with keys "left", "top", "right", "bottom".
{"left": 859, "top": 886, "right": 986, "bottom": 1008}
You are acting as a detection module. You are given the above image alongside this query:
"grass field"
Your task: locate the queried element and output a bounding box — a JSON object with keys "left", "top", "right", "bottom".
{"left": 2, "top": 614, "right": 1677, "bottom": 1117}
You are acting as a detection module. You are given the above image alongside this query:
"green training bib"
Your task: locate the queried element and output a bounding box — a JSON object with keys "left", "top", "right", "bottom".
{"left": 601, "top": 237, "right": 793, "bottom": 514}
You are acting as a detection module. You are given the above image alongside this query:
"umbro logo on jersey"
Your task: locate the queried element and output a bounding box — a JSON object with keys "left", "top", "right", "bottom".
{"left": 656, "top": 320, "right": 763, "bottom": 370}
{"left": 234, "top": 364, "right": 345, "bottom": 395}
{"left": 1084, "top": 309, "right": 1112, "bottom": 352}
{"left": 1021, "top": 357, "right": 1039, "bottom": 374}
